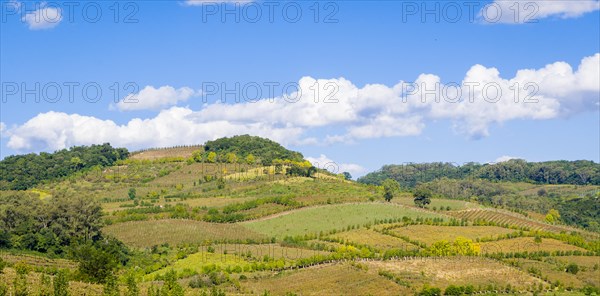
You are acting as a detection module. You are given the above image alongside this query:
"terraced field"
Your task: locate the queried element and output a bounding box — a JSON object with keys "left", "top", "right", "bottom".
{"left": 103, "top": 219, "right": 267, "bottom": 248}
{"left": 479, "top": 237, "right": 587, "bottom": 254}
{"left": 130, "top": 146, "right": 203, "bottom": 160}
{"left": 242, "top": 203, "right": 444, "bottom": 238}
{"left": 388, "top": 225, "right": 517, "bottom": 246}
{"left": 329, "top": 229, "right": 418, "bottom": 250}
{"left": 242, "top": 263, "right": 411, "bottom": 295}
{"left": 451, "top": 208, "right": 592, "bottom": 235}
{"left": 365, "top": 257, "right": 547, "bottom": 292}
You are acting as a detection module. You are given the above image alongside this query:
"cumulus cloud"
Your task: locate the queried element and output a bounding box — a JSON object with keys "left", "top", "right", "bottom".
{"left": 4, "top": 53, "right": 599, "bottom": 153}
{"left": 481, "top": 0, "right": 600, "bottom": 24}
{"left": 116, "top": 86, "right": 200, "bottom": 111}
{"left": 5, "top": 107, "right": 303, "bottom": 152}
{"left": 0, "top": 122, "right": 6, "bottom": 136}
{"left": 22, "top": 2, "right": 62, "bottom": 30}
{"left": 306, "top": 154, "right": 365, "bottom": 177}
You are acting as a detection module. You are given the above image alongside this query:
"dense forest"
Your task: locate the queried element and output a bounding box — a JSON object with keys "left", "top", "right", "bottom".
{"left": 0, "top": 144, "right": 129, "bottom": 190}
{"left": 203, "top": 135, "right": 304, "bottom": 165}
{"left": 0, "top": 191, "right": 130, "bottom": 283}
{"left": 358, "top": 160, "right": 600, "bottom": 187}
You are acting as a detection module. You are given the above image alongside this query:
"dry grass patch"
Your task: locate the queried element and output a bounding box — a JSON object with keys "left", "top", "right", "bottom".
{"left": 242, "top": 263, "right": 411, "bottom": 296}
{"left": 480, "top": 237, "right": 586, "bottom": 254}
{"left": 365, "top": 257, "right": 546, "bottom": 291}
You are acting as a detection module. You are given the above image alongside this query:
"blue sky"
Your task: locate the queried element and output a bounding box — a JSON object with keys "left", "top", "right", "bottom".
{"left": 1, "top": 0, "right": 599, "bottom": 177}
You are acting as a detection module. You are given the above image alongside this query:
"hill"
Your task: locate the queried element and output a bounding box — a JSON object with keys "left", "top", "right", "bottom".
{"left": 0, "top": 138, "right": 599, "bottom": 295}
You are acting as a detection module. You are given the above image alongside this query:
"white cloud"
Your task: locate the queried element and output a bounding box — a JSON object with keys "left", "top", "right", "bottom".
{"left": 4, "top": 53, "right": 599, "bottom": 153}
{"left": 116, "top": 86, "right": 200, "bottom": 111}
{"left": 6, "top": 107, "right": 303, "bottom": 152}
{"left": 481, "top": 0, "right": 600, "bottom": 24}
{"left": 0, "top": 122, "right": 6, "bottom": 136}
{"left": 306, "top": 154, "right": 365, "bottom": 178}
{"left": 492, "top": 155, "right": 525, "bottom": 163}
{"left": 22, "top": 3, "right": 62, "bottom": 30}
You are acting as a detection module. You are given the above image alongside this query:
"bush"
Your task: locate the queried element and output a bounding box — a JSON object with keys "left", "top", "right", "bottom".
{"left": 418, "top": 285, "right": 442, "bottom": 296}
{"left": 566, "top": 263, "right": 579, "bottom": 274}
{"left": 444, "top": 285, "right": 464, "bottom": 295}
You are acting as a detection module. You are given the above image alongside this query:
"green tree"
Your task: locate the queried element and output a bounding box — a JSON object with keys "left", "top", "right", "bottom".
{"left": 342, "top": 172, "right": 352, "bottom": 180}
{"left": 545, "top": 209, "right": 560, "bottom": 224}
{"left": 128, "top": 188, "right": 136, "bottom": 200}
{"left": 245, "top": 154, "right": 255, "bottom": 165}
{"left": 225, "top": 152, "right": 238, "bottom": 163}
{"left": 53, "top": 270, "right": 69, "bottom": 296}
{"left": 382, "top": 179, "right": 400, "bottom": 202}
{"left": 206, "top": 152, "right": 217, "bottom": 163}
{"left": 192, "top": 149, "right": 203, "bottom": 162}
{"left": 72, "top": 239, "right": 128, "bottom": 284}
{"left": 413, "top": 187, "right": 432, "bottom": 208}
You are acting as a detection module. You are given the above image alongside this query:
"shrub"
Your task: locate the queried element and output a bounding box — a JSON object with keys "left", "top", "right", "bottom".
{"left": 418, "top": 285, "right": 442, "bottom": 296}
{"left": 566, "top": 263, "right": 579, "bottom": 274}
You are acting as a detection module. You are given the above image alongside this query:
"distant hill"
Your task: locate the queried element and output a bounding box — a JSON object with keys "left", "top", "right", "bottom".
{"left": 358, "top": 160, "right": 600, "bottom": 187}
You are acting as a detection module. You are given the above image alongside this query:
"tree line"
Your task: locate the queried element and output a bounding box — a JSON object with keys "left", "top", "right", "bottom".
{"left": 0, "top": 143, "right": 129, "bottom": 190}
{"left": 358, "top": 159, "right": 600, "bottom": 187}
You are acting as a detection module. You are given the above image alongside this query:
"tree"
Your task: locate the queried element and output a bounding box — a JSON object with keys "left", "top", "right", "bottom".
{"left": 206, "top": 152, "right": 217, "bottom": 163}
{"left": 128, "top": 188, "right": 136, "bottom": 200}
{"left": 225, "top": 152, "right": 238, "bottom": 163}
{"left": 545, "top": 209, "right": 560, "bottom": 224}
{"left": 53, "top": 270, "right": 70, "bottom": 296}
{"left": 413, "top": 187, "right": 432, "bottom": 208}
{"left": 192, "top": 150, "right": 203, "bottom": 162}
{"left": 245, "top": 154, "right": 256, "bottom": 165}
{"left": 382, "top": 179, "right": 400, "bottom": 202}
{"left": 342, "top": 172, "right": 352, "bottom": 180}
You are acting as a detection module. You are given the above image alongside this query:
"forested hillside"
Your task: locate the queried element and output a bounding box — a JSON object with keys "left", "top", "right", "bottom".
{"left": 358, "top": 160, "right": 600, "bottom": 186}
{"left": 0, "top": 144, "right": 129, "bottom": 190}
{"left": 203, "top": 135, "right": 304, "bottom": 165}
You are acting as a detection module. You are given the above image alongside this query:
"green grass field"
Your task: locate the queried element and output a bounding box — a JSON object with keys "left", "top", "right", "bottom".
{"left": 242, "top": 203, "right": 445, "bottom": 238}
